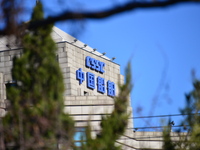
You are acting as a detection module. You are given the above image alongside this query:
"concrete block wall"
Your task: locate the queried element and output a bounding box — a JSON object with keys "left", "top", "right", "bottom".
{"left": 0, "top": 49, "right": 22, "bottom": 83}
{"left": 0, "top": 39, "right": 136, "bottom": 149}
{"left": 0, "top": 73, "right": 5, "bottom": 100}
{"left": 0, "top": 73, "right": 6, "bottom": 117}
{"left": 116, "top": 131, "right": 164, "bottom": 150}
{"left": 64, "top": 95, "right": 137, "bottom": 150}
{"left": 57, "top": 42, "right": 121, "bottom": 97}
{"left": 58, "top": 42, "right": 135, "bottom": 146}
{"left": 136, "top": 131, "right": 185, "bottom": 149}
{"left": 0, "top": 49, "right": 22, "bottom": 106}
{"left": 64, "top": 95, "right": 114, "bottom": 130}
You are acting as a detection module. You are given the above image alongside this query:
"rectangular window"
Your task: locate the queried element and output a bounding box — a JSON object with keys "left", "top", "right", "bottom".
{"left": 74, "top": 128, "right": 86, "bottom": 147}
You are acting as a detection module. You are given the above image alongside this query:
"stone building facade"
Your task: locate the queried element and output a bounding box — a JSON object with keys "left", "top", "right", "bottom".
{"left": 0, "top": 26, "right": 164, "bottom": 149}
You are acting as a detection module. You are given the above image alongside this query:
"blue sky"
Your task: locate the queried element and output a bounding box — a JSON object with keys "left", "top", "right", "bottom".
{"left": 25, "top": 1, "right": 200, "bottom": 130}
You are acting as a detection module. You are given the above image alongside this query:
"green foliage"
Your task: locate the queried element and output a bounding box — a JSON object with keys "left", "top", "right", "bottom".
{"left": 79, "top": 63, "right": 132, "bottom": 150}
{"left": 162, "top": 124, "right": 175, "bottom": 150}
{"left": 187, "top": 81, "right": 200, "bottom": 150}
{"left": 2, "top": 2, "right": 74, "bottom": 149}
{"left": 162, "top": 80, "right": 200, "bottom": 150}
{"left": 0, "top": 2, "right": 132, "bottom": 150}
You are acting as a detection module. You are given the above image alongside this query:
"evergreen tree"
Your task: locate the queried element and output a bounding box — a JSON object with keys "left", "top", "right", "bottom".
{"left": 79, "top": 63, "right": 132, "bottom": 150}
{"left": 181, "top": 80, "right": 200, "bottom": 150}
{"left": 0, "top": 2, "right": 132, "bottom": 150}
{"left": 162, "top": 123, "right": 175, "bottom": 150}
{"left": 1, "top": 2, "right": 74, "bottom": 149}
{"left": 162, "top": 80, "right": 200, "bottom": 150}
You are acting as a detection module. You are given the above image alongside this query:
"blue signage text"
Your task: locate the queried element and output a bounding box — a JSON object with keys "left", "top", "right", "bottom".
{"left": 85, "top": 56, "right": 105, "bottom": 73}
{"left": 76, "top": 68, "right": 115, "bottom": 97}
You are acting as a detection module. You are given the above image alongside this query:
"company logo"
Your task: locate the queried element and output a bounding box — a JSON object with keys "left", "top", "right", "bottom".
{"left": 76, "top": 56, "right": 116, "bottom": 97}
{"left": 85, "top": 56, "right": 105, "bottom": 73}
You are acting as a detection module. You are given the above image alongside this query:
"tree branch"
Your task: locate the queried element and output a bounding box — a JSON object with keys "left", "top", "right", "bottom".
{"left": 27, "top": 0, "right": 200, "bottom": 29}
{"left": 0, "top": 0, "right": 200, "bottom": 35}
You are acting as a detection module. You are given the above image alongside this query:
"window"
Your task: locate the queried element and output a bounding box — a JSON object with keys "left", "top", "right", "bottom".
{"left": 74, "top": 128, "right": 86, "bottom": 147}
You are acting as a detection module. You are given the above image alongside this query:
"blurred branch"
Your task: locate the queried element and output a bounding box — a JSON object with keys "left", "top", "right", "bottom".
{"left": 148, "top": 43, "right": 169, "bottom": 116}
{"left": 0, "top": 0, "right": 200, "bottom": 35}
{"left": 0, "top": 0, "right": 23, "bottom": 36}
{"left": 27, "top": 0, "right": 200, "bottom": 29}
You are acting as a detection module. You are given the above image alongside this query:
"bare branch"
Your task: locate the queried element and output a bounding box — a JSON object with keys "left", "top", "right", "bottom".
{"left": 0, "top": 0, "right": 200, "bottom": 35}
{"left": 27, "top": 0, "right": 200, "bottom": 29}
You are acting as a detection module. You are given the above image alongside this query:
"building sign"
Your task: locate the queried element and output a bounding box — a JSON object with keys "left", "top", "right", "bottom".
{"left": 85, "top": 56, "right": 105, "bottom": 73}
{"left": 76, "top": 56, "right": 116, "bottom": 97}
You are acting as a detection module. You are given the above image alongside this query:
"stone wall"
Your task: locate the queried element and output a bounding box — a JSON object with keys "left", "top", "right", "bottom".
{"left": 57, "top": 41, "right": 124, "bottom": 97}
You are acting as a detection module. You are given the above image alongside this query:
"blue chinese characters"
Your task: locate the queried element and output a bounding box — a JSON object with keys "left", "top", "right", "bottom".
{"left": 76, "top": 68, "right": 84, "bottom": 84}
{"left": 76, "top": 56, "right": 116, "bottom": 96}
{"left": 86, "top": 72, "right": 95, "bottom": 89}
{"left": 107, "top": 80, "right": 115, "bottom": 97}
{"left": 97, "top": 76, "right": 105, "bottom": 94}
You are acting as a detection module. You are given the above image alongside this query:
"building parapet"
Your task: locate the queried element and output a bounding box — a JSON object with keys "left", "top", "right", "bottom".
{"left": 64, "top": 95, "right": 114, "bottom": 106}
